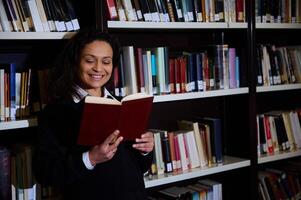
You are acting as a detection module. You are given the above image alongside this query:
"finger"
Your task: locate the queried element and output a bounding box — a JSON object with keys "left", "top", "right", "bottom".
{"left": 133, "top": 145, "right": 152, "bottom": 153}
{"left": 108, "top": 136, "right": 123, "bottom": 151}
{"left": 104, "top": 130, "right": 120, "bottom": 145}
{"left": 141, "top": 132, "right": 153, "bottom": 138}
{"left": 135, "top": 137, "right": 149, "bottom": 143}
{"left": 133, "top": 142, "right": 151, "bottom": 150}
{"left": 106, "top": 148, "right": 117, "bottom": 159}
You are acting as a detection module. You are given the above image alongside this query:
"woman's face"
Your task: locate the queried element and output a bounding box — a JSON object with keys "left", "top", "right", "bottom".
{"left": 78, "top": 40, "right": 113, "bottom": 96}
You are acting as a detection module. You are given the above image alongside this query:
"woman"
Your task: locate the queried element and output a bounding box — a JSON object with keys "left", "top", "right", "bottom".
{"left": 34, "top": 29, "right": 154, "bottom": 199}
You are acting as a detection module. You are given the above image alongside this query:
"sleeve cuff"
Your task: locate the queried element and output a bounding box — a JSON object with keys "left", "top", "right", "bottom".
{"left": 82, "top": 151, "right": 95, "bottom": 170}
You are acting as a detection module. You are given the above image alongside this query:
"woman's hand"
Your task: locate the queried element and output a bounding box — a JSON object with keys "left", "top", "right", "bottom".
{"left": 88, "top": 130, "right": 123, "bottom": 165}
{"left": 132, "top": 131, "right": 154, "bottom": 154}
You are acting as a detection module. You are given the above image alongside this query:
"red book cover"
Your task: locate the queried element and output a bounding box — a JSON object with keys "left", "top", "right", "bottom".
{"left": 173, "top": 134, "right": 181, "bottom": 172}
{"left": 135, "top": 48, "right": 145, "bottom": 92}
{"left": 179, "top": 56, "right": 187, "bottom": 93}
{"left": 77, "top": 93, "right": 154, "bottom": 146}
{"left": 236, "top": 0, "right": 244, "bottom": 22}
{"left": 106, "top": 0, "right": 118, "bottom": 20}
{"left": 168, "top": 131, "right": 176, "bottom": 172}
{"left": 263, "top": 116, "right": 274, "bottom": 154}
{"left": 203, "top": 53, "right": 210, "bottom": 91}
{"left": 175, "top": 58, "right": 181, "bottom": 93}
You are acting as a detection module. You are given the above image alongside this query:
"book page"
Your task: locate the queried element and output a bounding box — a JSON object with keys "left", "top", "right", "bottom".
{"left": 85, "top": 96, "right": 121, "bottom": 105}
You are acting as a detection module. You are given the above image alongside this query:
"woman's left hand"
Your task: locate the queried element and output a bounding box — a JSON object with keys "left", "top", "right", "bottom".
{"left": 132, "top": 131, "right": 154, "bottom": 154}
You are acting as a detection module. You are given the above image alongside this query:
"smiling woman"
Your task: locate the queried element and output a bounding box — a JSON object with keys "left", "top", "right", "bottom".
{"left": 78, "top": 40, "right": 114, "bottom": 97}
{"left": 33, "top": 28, "right": 154, "bottom": 200}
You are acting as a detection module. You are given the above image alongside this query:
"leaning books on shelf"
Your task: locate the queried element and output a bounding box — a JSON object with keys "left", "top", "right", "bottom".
{"left": 147, "top": 117, "right": 223, "bottom": 176}
{"left": 256, "top": 109, "right": 301, "bottom": 157}
{"left": 113, "top": 45, "right": 241, "bottom": 97}
{"left": 0, "top": 0, "right": 80, "bottom": 32}
{"left": 258, "top": 159, "right": 301, "bottom": 200}
{"left": 105, "top": 0, "right": 246, "bottom": 23}
{"left": 256, "top": 45, "right": 301, "bottom": 86}
{"left": 0, "top": 144, "right": 61, "bottom": 200}
{"left": 147, "top": 178, "right": 222, "bottom": 200}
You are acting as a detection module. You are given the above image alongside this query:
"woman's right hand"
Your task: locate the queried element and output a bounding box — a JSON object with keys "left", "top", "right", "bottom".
{"left": 88, "top": 130, "right": 123, "bottom": 165}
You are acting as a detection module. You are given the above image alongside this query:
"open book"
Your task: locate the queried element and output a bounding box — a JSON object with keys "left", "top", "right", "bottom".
{"left": 77, "top": 93, "right": 154, "bottom": 146}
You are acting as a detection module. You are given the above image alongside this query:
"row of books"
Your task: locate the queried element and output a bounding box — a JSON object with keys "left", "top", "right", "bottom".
{"left": 148, "top": 179, "right": 222, "bottom": 200}
{"left": 256, "top": 45, "right": 301, "bottom": 86}
{"left": 0, "top": 64, "right": 37, "bottom": 122}
{"left": 106, "top": 0, "right": 246, "bottom": 23}
{"left": 114, "top": 45, "right": 240, "bottom": 97}
{"left": 148, "top": 118, "right": 222, "bottom": 176}
{"left": 0, "top": 0, "right": 80, "bottom": 32}
{"left": 0, "top": 145, "right": 60, "bottom": 200}
{"left": 255, "top": 0, "right": 301, "bottom": 23}
{"left": 256, "top": 109, "right": 301, "bottom": 156}
{"left": 258, "top": 160, "right": 301, "bottom": 200}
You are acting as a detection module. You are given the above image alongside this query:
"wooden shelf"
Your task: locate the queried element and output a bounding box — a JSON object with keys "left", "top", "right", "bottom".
{"left": 258, "top": 149, "right": 301, "bottom": 164}
{"left": 256, "top": 23, "right": 301, "bottom": 29}
{"left": 107, "top": 21, "right": 247, "bottom": 29}
{"left": 0, "top": 32, "right": 76, "bottom": 40}
{"left": 0, "top": 118, "right": 38, "bottom": 130}
{"left": 144, "top": 156, "right": 250, "bottom": 188}
{"left": 154, "top": 88, "right": 248, "bottom": 103}
{"left": 256, "top": 84, "right": 301, "bottom": 93}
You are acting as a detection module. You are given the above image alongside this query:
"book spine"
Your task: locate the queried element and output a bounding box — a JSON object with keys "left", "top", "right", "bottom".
{"left": 0, "top": 147, "right": 11, "bottom": 200}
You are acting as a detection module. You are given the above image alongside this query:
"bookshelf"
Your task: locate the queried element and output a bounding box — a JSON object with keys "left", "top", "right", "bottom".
{"left": 1, "top": 0, "right": 301, "bottom": 199}
{"left": 0, "top": 118, "right": 37, "bottom": 131}
{"left": 103, "top": 1, "right": 253, "bottom": 199}
{"left": 254, "top": 2, "right": 301, "bottom": 199}
{"left": 0, "top": 32, "right": 76, "bottom": 40}
{"left": 258, "top": 149, "right": 301, "bottom": 164}
{"left": 154, "top": 88, "right": 248, "bottom": 102}
{"left": 145, "top": 156, "right": 250, "bottom": 188}
{"left": 257, "top": 83, "right": 301, "bottom": 93}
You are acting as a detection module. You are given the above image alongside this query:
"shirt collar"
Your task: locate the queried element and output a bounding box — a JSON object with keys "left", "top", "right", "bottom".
{"left": 72, "top": 85, "right": 116, "bottom": 103}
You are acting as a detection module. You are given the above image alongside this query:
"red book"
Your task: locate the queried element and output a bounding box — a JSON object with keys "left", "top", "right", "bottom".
{"left": 236, "top": 0, "right": 244, "bottom": 22}
{"left": 263, "top": 116, "right": 274, "bottom": 154}
{"left": 179, "top": 56, "right": 187, "bottom": 93}
{"left": 105, "top": 0, "right": 118, "bottom": 20}
{"left": 135, "top": 48, "right": 145, "bottom": 93}
{"left": 77, "top": 93, "right": 154, "bottom": 146}
{"left": 175, "top": 58, "right": 181, "bottom": 93}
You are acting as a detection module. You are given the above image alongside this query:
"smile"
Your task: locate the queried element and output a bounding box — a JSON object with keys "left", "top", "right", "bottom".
{"left": 89, "top": 74, "right": 104, "bottom": 80}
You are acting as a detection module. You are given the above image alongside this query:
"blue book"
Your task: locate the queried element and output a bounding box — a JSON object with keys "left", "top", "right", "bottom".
{"left": 9, "top": 63, "right": 16, "bottom": 120}
{"left": 196, "top": 53, "right": 203, "bottom": 91}
{"left": 151, "top": 53, "right": 158, "bottom": 94}
{"left": 235, "top": 56, "right": 240, "bottom": 88}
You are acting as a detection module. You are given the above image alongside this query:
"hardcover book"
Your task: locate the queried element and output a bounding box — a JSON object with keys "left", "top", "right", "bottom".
{"left": 77, "top": 93, "right": 154, "bottom": 146}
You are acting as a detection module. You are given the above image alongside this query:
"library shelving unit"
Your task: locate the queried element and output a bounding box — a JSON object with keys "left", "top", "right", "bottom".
{"left": 100, "top": 1, "right": 254, "bottom": 199}
{"left": 255, "top": 17, "right": 301, "bottom": 200}
{"left": 2, "top": 0, "right": 301, "bottom": 200}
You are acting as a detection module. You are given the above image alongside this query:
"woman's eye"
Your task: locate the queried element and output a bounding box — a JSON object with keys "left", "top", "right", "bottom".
{"left": 103, "top": 59, "right": 112, "bottom": 64}
{"left": 86, "top": 59, "right": 95, "bottom": 63}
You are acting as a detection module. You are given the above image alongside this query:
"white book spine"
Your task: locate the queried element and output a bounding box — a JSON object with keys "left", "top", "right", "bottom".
{"left": 0, "top": 0, "right": 12, "bottom": 31}
{"left": 27, "top": 0, "right": 44, "bottom": 31}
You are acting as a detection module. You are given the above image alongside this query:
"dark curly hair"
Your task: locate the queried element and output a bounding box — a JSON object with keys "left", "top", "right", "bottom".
{"left": 49, "top": 28, "right": 120, "bottom": 101}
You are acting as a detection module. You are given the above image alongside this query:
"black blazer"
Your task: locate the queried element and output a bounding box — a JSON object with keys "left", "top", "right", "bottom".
{"left": 33, "top": 98, "right": 153, "bottom": 199}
